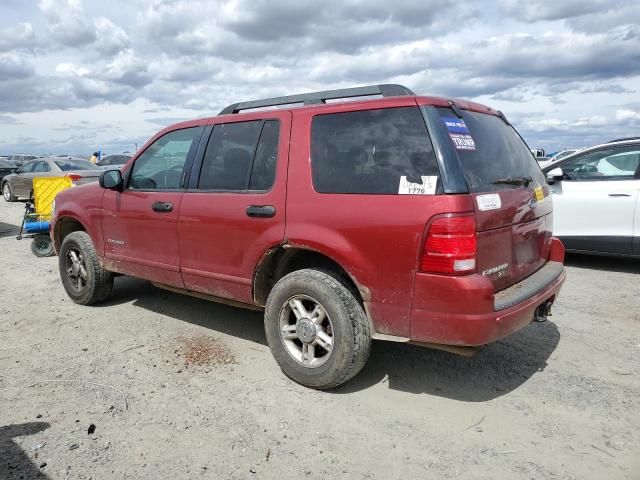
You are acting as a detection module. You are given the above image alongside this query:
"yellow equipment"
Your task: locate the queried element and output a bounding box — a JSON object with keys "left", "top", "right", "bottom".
{"left": 17, "top": 176, "right": 74, "bottom": 257}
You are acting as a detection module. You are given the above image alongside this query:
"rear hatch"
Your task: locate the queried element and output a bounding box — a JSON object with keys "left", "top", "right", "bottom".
{"left": 435, "top": 107, "right": 553, "bottom": 291}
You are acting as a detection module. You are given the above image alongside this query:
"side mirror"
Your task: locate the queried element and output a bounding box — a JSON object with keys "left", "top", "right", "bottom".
{"left": 99, "top": 169, "right": 124, "bottom": 191}
{"left": 546, "top": 167, "right": 563, "bottom": 183}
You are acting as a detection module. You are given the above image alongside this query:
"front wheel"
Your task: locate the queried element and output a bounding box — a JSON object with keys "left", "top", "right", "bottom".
{"left": 31, "top": 235, "right": 54, "bottom": 257}
{"left": 264, "top": 269, "right": 371, "bottom": 389}
{"left": 59, "top": 231, "right": 114, "bottom": 305}
{"left": 2, "top": 182, "right": 16, "bottom": 202}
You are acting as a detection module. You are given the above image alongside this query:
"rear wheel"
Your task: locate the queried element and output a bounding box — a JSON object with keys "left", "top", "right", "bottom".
{"left": 31, "top": 235, "right": 54, "bottom": 257}
{"left": 2, "top": 182, "right": 16, "bottom": 202}
{"left": 264, "top": 269, "right": 371, "bottom": 389}
{"left": 59, "top": 231, "right": 113, "bottom": 305}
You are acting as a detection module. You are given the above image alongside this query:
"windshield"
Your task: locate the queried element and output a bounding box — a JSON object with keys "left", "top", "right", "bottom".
{"left": 436, "top": 108, "right": 544, "bottom": 193}
{"left": 54, "top": 159, "right": 100, "bottom": 171}
{"left": 0, "top": 159, "right": 15, "bottom": 167}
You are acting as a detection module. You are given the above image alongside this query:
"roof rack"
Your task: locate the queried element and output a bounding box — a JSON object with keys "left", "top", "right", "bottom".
{"left": 218, "top": 84, "right": 415, "bottom": 115}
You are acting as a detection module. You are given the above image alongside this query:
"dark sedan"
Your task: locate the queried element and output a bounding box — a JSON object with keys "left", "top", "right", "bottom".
{"left": 0, "top": 159, "right": 18, "bottom": 179}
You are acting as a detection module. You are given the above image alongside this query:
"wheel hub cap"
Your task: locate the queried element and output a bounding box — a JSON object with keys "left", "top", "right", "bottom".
{"left": 296, "top": 319, "right": 317, "bottom": 343}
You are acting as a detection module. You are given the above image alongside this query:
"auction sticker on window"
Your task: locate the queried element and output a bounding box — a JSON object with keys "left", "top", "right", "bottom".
{"left": 476, "top": 193, "right": 501, "bottom": 211}
{"left": 441, "top": 116, "right": 476, "bottom": 151}
{"left": 398, "top": 176, "right": 437, "bottom": 195}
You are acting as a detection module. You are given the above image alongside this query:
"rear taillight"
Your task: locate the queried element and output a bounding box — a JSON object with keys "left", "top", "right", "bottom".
{"left": 421, "top": 214, "right": 477, "bottom": 275}
{"left": 66, "top": 174, "right": 82, "bottom": 182}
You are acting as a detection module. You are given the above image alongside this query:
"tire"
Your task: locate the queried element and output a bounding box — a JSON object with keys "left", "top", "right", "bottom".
{"left": 59, "top": 231, "right": 114, "bottom": 305}
{"left": 31, "top": 235, "right": 54, "bottom": 257}
{"left": 2, "top": 182, "right": 16, "bottom": 202}
{"left": 264, "top": 269, "right": 371, "bottom": 389}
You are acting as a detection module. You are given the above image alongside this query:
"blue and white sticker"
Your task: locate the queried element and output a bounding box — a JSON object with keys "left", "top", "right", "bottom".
{"left": 442, "top": 116, "right": 476, "bottom": 151}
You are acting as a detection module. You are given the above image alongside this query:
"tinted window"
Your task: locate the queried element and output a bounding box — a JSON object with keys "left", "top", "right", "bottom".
{"left": 54, "top": 160, "right": 100, "bottom": 171}
{"left": 33, "top": 161, "right": 51, "bottom": 173}
{"left": 0, "top": 159, "right": 15, "bottom": 167}
{"left": 18, "top": 161, "right": 35, "bottom": 173}
{"left": 199, "top": 120, "right": 279, "bottom": 191}
{"left": 311, "top": 107, "right": 439, "bottom": 194}
{"left": 435, "top": 107, "right": 545, "bottom": 193}
{"left": 130, "top": 127, "right": 203, "bottom": 190}
{"left": 250, "top": 121, "right": 279, "bottom": 190}
{"left": 559, "top": 146, "right": 640, "bottom": 180}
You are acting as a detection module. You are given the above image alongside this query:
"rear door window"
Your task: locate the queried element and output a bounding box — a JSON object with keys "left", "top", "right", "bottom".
{"left": 33, "top": 161, "right": 51, "bottom": 173}
{"left": 311, "top": 107, "right": 440, "bottom": 194}
{"left": 435, "top": 107, "right": 544, "bottom": 193}
{"left": 198, "top": 120, "right": 280, "bottom": 191}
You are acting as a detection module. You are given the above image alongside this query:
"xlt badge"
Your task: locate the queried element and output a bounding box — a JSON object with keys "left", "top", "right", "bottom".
{"left": 481, "top": 263, "right": 509, "bottom": 276}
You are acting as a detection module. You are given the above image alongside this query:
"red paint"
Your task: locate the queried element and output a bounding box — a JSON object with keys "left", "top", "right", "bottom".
{"left": 51, "top": 92, "right": 566, "bottom": 348}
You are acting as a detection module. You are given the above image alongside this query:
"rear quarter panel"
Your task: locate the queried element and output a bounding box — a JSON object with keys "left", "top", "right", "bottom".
{"left": 285, "top": 102, "right": 475, "bottom": 337}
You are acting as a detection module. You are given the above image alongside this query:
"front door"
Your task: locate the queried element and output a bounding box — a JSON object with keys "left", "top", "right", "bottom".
{"left": 178, "top": 112, "right": 291, "bottom": 304}
{"left": 13, "top": 160, "right": 36, "bottom": 197}
{"left": 549, "top": 144, "right": 640, "bottom": 254}
{"left": 101, "top": 126, "right": 204, "bottom": 286}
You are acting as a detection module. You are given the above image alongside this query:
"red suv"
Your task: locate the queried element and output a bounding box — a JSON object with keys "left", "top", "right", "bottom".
{"left": 51, "top": 84, "right": 565, "bottom": 389}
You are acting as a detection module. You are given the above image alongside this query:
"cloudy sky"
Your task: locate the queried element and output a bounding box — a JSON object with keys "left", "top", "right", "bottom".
{"left": 0, "top": 0, "right": 639, "bottom": 156}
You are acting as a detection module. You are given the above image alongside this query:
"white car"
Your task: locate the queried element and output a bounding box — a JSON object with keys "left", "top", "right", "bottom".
{"left": 543, "top": 140, "right": 640, "bottom": 256}
{"left": 538, "top": 149, "right": 579, "bottom": 169}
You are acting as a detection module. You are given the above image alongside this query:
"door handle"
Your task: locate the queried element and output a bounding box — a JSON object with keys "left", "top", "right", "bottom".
{"left": 152, "top": 201, "right": 173, "bottom": 212}
{"left": 608, "top": 193, "right": 631, "bottom": 197}
{"left": 246, "top": 205, "right": 276, "bottom": 218}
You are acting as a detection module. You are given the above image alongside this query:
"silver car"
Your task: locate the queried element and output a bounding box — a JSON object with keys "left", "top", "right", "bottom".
{"left": 2, "top": 157, "right": 102, "bottom": 202}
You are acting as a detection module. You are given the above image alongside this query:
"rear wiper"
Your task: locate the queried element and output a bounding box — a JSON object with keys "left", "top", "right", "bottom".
{"left": 491, "top": 176, "right": 533, "bottom": 186}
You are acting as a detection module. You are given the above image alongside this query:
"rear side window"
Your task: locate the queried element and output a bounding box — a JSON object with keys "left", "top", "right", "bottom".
{"left": 311, "top": 107, "right": 440, "bottom": 194}
{"left": 198, "top": 120, "right": 280, "bottom": 191}
{"left": 436, "top": 107, "right": 544, "bottom": 193}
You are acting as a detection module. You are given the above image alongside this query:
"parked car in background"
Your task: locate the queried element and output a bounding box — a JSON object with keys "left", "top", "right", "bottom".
{"left": 0, "top": 158, "right": 18, "bottom": 180}
{"left": 96, "top": 154, "right": 131, "bottom": 169}
{"left": 538, "top": 149, "right": 579, "bottom": 169}
{"left": 7, "top": 154, "right": 37, "bottom": 166}
{"left": 543, "top": 139, "right": 640, "bottom": 256}
{"left": 51, "top": 84, "right": 565, "bottom": 389}
{"left": 2, "top": 157, "right": 102, "bottom": 201}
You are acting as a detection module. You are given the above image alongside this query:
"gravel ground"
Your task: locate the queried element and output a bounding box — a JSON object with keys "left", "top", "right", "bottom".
{"left": 1, "top": 199, "right": 639, "bottom": 480}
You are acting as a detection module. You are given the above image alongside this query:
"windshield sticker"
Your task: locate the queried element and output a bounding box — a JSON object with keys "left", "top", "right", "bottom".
{"left": 476, "top": 193, "right": 501, "bottom": 211}
{"left": 398, "top": 176, "right": 437, "bottom": 195}
{"left": 441, "top": 116, "right": 476, "bottom": 151}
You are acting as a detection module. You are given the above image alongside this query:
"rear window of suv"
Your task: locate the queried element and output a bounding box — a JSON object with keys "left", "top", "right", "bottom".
{"left": 435, "top": 107, "right": 544, "bottom": 193}
{"left": 311, "top": 107, "right": 440, "bottom": 194}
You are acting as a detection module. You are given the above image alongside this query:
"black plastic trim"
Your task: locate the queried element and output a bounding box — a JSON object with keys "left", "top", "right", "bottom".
{"left": 419, "top": 105, "right": 469, "bottom": 194}
{"left": 558, "top": 236, "right": 633, "bottom": 255}
{"left": 494, "top": 261, "right": 564, "bottom": 311}
{"left": 219, "top": 84, "right": 415, "bottom": 115}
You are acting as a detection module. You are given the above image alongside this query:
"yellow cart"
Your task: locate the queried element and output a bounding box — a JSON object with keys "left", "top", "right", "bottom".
{"left": 17, "top": 176, "right": 73, "bottom": 257}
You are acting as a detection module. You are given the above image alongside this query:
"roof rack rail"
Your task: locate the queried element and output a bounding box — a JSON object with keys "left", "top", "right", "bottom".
{"left": 218, "top": 84, "right": 415, "bottom": 115}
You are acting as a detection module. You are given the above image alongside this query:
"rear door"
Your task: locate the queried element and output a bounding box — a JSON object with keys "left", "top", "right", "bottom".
{"left": 546, "top": 144, "right": 640, "bottom": 254}
{"left": 431, "top": 106, "right": 551, "bottom": 291}
{"left": 178, "top": 112, "right": 290, "bottom": 304}
{"left": 101, "top": 126, "right": 204, "bottom": 287}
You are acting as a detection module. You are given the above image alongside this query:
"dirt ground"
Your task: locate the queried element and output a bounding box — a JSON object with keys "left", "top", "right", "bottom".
{"left": 1, "top": 199, "right": 639, "bottom": 480}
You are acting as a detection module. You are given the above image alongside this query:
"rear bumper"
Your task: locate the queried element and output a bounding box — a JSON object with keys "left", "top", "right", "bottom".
{"left": 411, "top": 259, "right": 566, "bottom": 346}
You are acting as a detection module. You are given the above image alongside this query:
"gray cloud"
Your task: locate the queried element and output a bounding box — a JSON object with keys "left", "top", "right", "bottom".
{"left": 0, "top": 0, "right": 638, "bottom": 154}
{"left": 39, "top": 0, "right": 96, "bottom": 46}
{"left": 0, "top": 54, "right": 34, "bottom": 81}
{"left": 0, "top": 23, "right": 37, "bottom": 52}
{"left": 498, "top": 0, "right": 624, "bottom": 22}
